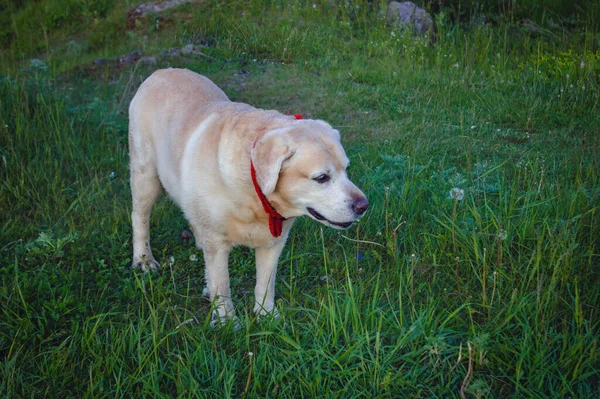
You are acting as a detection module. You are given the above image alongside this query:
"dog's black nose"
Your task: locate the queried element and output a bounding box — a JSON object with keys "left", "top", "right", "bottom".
{"left": 352, "top": 197, "right": 369, "bottom": 215}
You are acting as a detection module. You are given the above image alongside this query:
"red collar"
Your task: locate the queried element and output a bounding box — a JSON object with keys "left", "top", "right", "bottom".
{"left": 250, "top": 114, "right": 302, "bottom": 237}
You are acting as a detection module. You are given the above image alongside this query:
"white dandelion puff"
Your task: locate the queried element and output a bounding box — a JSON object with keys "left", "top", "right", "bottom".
{"left": 449, "top": 188, "right": 465, "bottom": 201}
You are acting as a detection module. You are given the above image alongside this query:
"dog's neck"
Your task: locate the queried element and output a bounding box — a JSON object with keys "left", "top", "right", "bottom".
{"left": 250, "top": 160, "right": 287, "bottom": 237}
{"left": 250, "top": 113, "right": 302, "bottom": 238}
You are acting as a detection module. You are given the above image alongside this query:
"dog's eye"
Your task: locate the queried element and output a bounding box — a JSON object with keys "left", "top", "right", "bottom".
{"left": 313, "top": 174, "right": 330, "bottom": 184}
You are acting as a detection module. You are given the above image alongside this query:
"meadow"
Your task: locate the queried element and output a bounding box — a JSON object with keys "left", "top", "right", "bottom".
{"left": 1, "top": 1, "right": 599, "bottom": 397}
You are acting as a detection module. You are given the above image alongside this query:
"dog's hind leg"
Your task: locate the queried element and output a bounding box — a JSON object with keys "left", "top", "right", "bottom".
{"left": 129, "top": 117, "right": 162, "bottom": 271}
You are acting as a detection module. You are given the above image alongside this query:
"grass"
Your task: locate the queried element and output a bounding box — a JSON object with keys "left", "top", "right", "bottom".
{"left": 1, "top": 0, "right": 599, "bottom": 397}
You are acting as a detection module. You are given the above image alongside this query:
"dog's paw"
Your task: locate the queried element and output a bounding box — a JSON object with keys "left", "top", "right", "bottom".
{"left": 253, "top": 303, "right": 280, "bottom": 319}
{"left": 132, "top": 256, "right": 160, "bottom": 272}
{"left": 210, "top": 310, "right": 241, "bottom": 331}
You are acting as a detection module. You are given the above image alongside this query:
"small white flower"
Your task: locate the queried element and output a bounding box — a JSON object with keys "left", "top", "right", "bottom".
{"left": 496, "top": 128, "right": 501, "bottom": 132}
{"left": 566, "top": 74, "right": 570, "bottom": 79}
{"left": 109, "top": 171, "right": 116, "bottom": 180}
{"left": 29, "top": 58, "right": 48, "bottom": 71}
{"left": 471, "top": 125, "right": 477, "bottom": 130}
{"left": 449, "top": 188, "right": 465, "bottom": 201}
{"left": 580, "top": 60, "right": 585, "bottom": 69}
{"left": 498, "top": 230, "right": 507, "bottom": 241}
{"left": 189, "top": 253, "right": 198, "bottom": 262}
{"left": 248, "top": 352, "right": 254, "bottom": 357}
{"left": 168, "top": 256, "right": 175, "bottom": 266}
{"left": 391, "top": 31, "right": 396, "bottom": 37}
{"left": 453, "top": 63, "right": 459, "bottom": 68}
{"left": 312, "top": 3, "right": 316, "bottom": 9}
{"left": 582, "top": 86, "right": 586, "bottom": 90}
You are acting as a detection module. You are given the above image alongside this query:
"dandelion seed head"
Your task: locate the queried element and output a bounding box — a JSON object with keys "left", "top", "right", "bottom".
{"left": 189, "top": 253, "right": 198, "bottom": 262}
{"left": 449, "top": 187, "right": 465, "bottom": 201}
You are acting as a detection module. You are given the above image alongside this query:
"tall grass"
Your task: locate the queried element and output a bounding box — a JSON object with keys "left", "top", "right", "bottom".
{"left": 1, "top": 1, "right": 599, "bottom": 397}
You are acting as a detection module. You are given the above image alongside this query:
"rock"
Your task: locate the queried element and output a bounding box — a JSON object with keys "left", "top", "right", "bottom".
{"left": 386, "top": 1, "right": 435, "bottom": 38}
{"left": 181, "top": 43, "right": 196, "bottom": 55}
{"left": 139, "top": 56, "right": 158, "bottom": 65}
{"left": 161, "top": 48, "right": 182, "bottom": 57}
{"left": 128, "top": 0, "right": 202, "bottom": 25}
{"left": 119, "top": 50, "right": 142, "bottom": 65}
{"left": 520, "top": 18, "right": 542, "bottom": 34}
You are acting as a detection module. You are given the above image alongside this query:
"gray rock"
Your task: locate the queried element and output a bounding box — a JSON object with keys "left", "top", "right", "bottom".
{"left": 128, "top": 0, "right": 201, "bottom": 20}
{"left": 161, "top": 48, "right": 182, "bottom": 57}
{"left": 520, "top": 19, "right": 542, "bottom": 34}
{"left": 386, "top": 1, "right": 435, "bottom": 37}
{"left": 181, "top": 43, "right": 196, "bottom": 55}
{"left": 119, "top": 50, "right": 142, "bottom": 65}
{"left": 139, "top": 56, "right": 158, "bottom": 65}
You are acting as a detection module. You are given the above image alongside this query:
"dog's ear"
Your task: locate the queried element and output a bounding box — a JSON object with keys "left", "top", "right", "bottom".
{"left": 251, "top": 128, "right": 295, "bottom": 196}
{"left": 314, "top": 120, "right": 340, "bottom": 141}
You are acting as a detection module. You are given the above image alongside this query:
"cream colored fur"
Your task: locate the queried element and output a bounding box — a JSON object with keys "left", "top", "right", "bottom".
{"left": 129, "top": 68, "right": 368, "bottom": 324}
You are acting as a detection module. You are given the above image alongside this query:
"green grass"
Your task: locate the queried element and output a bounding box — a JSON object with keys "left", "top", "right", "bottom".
{"left": 1, "top": 1, "right": 599, "bottom": 397}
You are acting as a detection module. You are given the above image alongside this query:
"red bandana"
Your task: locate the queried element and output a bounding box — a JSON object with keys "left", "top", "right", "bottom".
{"left": 250, "top": 114, "right": 302, "bottom": 237}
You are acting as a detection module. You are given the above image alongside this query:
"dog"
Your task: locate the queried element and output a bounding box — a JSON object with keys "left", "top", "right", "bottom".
{"left": 129, "top": 68, "right": 369, "bottom": 324}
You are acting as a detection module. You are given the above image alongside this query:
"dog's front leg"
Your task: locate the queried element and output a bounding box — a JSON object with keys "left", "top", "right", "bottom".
{"left": 203, "top": 244, "right": 236, "bottom": 326}
{"left": 254, "top": 240, "right": 286, "bottom": 318}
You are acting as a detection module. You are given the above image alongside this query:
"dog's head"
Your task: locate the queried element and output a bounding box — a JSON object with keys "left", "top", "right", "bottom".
{"left": 251, "top": 119, "right": 369, "bottom": 229}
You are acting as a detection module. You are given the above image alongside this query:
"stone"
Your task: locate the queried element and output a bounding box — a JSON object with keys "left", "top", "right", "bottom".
{"left": 139, "top": 56, "right": 158, "bottom": 65}
{"left": 386, "top": 1, "right": 435, "bottom": 37}
{"left": 181, "top": 43, "right": 196, "bottom": 55}
{"left": 128, "top": 0, "right": 202, "bottom": 24}
{"left": 119, "top": 50, "right": 142, "bottom": 65}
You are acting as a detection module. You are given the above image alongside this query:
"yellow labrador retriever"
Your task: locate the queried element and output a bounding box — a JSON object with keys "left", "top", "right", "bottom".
{"left": 129, "top": 68, "right": 368, "bottom": 324}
